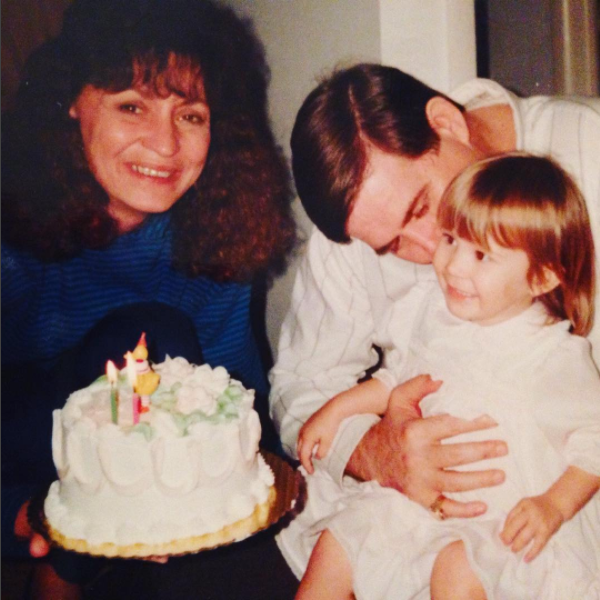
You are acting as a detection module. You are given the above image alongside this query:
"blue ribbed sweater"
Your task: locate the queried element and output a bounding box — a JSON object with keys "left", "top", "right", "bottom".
{"left": 1, "top": 212, "right": 267, "bottom": 394}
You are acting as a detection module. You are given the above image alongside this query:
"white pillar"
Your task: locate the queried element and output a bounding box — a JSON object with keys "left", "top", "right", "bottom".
{"left": 379, "top": 0, "right": 476, "bottom": 92}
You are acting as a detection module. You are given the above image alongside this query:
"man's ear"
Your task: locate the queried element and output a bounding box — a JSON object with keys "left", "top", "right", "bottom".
{"left": 531, "top": 266, "right": 561, "bottom": 297}
{"left": 425, "top": 97, "right": 470, "bottom": 145}
{"left": 69, "top": 103, "right": 79, "bottom": 119}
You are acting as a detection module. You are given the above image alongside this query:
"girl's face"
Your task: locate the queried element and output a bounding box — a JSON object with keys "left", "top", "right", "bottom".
{"left": 69, "top": 81, "right": 211, "bottom": 232}
{"left": 433, "top": 231, "right": 539, "bottom": 326}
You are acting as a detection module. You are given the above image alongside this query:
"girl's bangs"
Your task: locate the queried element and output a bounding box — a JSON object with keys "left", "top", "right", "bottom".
{"left": 439, "top": 183, "right": 535, "bottom": 252}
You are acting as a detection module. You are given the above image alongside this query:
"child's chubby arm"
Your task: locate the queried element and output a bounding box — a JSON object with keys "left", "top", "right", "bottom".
{"left": 500, "top": 465, "right": 600, "bottom": 562}
{"left": 297, "top": 378, "right": 391, "bottom": 473}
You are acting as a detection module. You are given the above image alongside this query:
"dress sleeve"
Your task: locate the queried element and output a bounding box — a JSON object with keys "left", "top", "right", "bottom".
{"left": 533, "top": 335, "right": 600, "bottom": 477}
{"left": 269, "top": 229, "right": 381, "bottom": 479}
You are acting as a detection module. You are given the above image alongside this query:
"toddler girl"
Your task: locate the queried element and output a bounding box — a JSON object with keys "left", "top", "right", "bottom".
{"left": 296, "top": 154, "right": 600, "bottom": 599}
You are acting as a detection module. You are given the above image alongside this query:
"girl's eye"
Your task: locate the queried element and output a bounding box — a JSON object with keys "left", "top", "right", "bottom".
{"left": 442, "top": 233, "right": 455, "bottom": 245}
{"left": 475, "top": 250, "right": 488, "bottom": 262}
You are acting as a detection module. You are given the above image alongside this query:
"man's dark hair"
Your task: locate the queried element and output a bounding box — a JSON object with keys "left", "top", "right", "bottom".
{"left": 290, "top": 63, "right": 463, "bottom": 242}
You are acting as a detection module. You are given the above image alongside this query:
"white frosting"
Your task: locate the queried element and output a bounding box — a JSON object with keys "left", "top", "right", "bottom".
{"left": 45, "top": 358, "right": 274, "bottom": 547}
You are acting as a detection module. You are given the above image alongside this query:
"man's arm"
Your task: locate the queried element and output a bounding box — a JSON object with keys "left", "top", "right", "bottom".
{"left": 345, "top": 376, "right": 508, "bottom": 518}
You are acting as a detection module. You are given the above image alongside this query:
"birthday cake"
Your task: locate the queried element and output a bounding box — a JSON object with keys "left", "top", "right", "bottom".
{"left": 44, "top": 345, "right": 276, "bottom": 558}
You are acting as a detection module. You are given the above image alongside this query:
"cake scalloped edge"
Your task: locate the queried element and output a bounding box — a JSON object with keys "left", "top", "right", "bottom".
{"left": 46, "top": 485, "right": 277, "bottom": 558}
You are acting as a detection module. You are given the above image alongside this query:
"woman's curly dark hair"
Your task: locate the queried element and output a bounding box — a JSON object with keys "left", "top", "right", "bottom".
{"left": 2, "top": 0, "right": 296, "bottom": 282}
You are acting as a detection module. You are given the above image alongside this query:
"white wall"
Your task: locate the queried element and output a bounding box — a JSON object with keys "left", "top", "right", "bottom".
{"left": 379, "top": 0, "right": 476, "bottom": 93}
{"left": 226, "top": 0, "right": 476, "bottom": 356}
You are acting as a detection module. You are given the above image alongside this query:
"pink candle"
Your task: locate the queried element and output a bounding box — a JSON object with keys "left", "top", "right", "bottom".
{"left": 106, "top": 360, "right": 119, "bottom": 424}
{"left": 126, "top": 353, "right": 140, "bottom": 425}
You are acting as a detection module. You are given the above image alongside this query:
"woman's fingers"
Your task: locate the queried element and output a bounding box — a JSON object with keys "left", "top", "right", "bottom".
{"left": 15, "top": 501, "right": 51, "bottom": 558}
{"left": 29, "top": 534, "right": 51, "bottom": 558}
{"left": 142, "top": 555, "right": 169, "bottom": 564}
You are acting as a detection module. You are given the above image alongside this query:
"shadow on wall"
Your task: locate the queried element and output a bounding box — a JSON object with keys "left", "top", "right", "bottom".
{"left": 1, "top": 0, "right": 71, "bottom": 112}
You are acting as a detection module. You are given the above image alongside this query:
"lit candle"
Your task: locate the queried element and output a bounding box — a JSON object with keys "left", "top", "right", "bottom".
{"left": 126, "top": 352, "right": 140, "bottom": 425}
{"left": 106, "top": 360, "right": 119, "bottom": 425}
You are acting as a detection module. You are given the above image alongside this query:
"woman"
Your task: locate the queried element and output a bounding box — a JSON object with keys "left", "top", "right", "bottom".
{"left": 2, "top": 0, "right": 297, "bottom": 596}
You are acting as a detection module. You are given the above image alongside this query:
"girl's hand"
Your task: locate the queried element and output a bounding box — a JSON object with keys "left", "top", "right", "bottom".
{"left": 500, "top": 494, "right": 564, "bottom": 562}
{"left": 297, "top": 404, "right": 344, "bottom": 473}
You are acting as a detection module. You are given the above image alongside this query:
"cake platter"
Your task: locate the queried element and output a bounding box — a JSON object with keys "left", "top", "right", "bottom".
{"left": 29, "top": 450, "right": 304, "bottom": 559}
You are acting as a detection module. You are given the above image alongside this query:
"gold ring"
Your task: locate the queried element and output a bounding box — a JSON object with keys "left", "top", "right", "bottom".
{"left": 429, "top": 494, "right": 447, "bottom": 520}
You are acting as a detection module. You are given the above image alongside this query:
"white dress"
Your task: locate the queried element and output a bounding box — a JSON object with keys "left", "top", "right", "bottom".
{"left": 318, "top": 285, "right": 600, "bottom": 599}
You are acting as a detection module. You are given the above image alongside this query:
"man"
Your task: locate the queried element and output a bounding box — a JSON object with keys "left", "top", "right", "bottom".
{"left": 270, "top": 63, "right": 600, "bottom": 578}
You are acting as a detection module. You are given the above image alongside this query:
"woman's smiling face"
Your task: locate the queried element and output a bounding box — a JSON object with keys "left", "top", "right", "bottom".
{"left": 69, "top": 79, "right": 211, "bottom": 232}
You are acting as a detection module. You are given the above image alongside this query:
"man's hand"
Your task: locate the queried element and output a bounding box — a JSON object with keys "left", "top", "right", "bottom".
{"left": 15, "top": 501, "right": 51, "bottom": 558}
{"left": 345, "top": 374, "right": 507, "bottom": 518}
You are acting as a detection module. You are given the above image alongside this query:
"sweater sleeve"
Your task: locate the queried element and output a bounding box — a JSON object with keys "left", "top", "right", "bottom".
{"left": 191, "top": 280, "right": 268, "bottom": 398}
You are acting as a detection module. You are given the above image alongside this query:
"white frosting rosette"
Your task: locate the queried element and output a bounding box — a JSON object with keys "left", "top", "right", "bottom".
{"left": 154, "top": 356, "right": 196, "bottom": 388}
{"left": 176, "top": 384, "right": 217, "bottom": 416}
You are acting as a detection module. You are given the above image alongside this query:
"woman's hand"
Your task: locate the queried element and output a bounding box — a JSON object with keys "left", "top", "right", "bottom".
{"left": 345, "top": 375, "right": 507, "bottom": 518}
{"left": 15, "top": 501, "right": 51, "bottom": 558}
{"left": 16, "top": 499, "right": 170, "bottom": 563}
{"left": 500, "top": 495, "right": 564, "bottom": 562}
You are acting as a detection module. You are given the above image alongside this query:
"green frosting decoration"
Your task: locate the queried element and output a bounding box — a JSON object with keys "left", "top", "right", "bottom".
{"left": 118, "top": 382, "right": 247, "bottom": 439}
{"left": 130, "top": 422, "right": 155, "bottom": 441}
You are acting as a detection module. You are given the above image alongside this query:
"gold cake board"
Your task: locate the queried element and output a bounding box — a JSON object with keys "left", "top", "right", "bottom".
{"left": 29, "top": 450, "right": 303, "bottom": 559}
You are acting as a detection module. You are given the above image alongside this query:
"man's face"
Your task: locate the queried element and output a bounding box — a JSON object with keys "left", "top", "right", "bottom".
{"left": 346, "top": 138, "right": 478, "bottom": 264}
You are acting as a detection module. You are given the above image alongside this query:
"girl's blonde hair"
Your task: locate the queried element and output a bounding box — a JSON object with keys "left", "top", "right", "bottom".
{"left": 438, "top": 153, "right": 595, "bottom": 336}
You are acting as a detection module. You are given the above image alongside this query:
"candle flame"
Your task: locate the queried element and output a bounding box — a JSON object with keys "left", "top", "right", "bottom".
{"left": 125, "top": 352, "right": 138, "bottom": 388}
{"left": 106, "top": 360, "right": 117, "bottom": 384}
